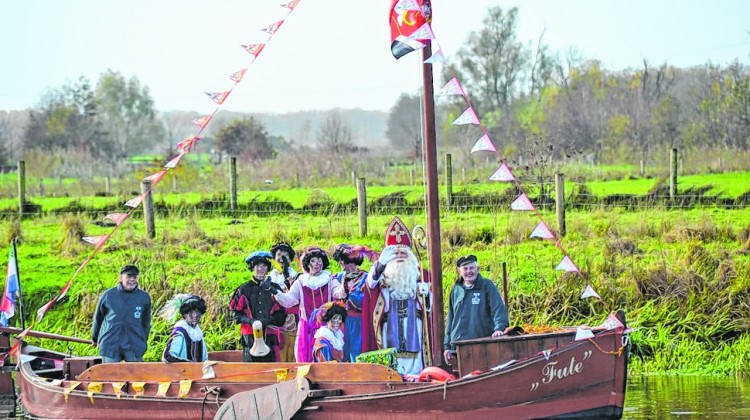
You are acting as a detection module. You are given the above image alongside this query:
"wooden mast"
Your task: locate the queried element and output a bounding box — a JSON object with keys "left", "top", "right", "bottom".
{"left": 420, "top": 42, "right": 445, "bottom": 368}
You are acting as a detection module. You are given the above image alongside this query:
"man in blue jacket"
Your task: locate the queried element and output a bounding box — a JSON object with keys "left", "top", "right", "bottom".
{"left": 443, "top": 255, "right": 508, "bottom": 363}
{"left": 92, "top": 265, "right": 152, "bottom": 362}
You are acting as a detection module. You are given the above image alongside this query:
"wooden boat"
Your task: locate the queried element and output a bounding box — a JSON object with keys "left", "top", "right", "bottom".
{"left": 8, "top": 314, "right": 628, "bottom": 419}
{"left": 0, "top": 4, "right": 629, "bottom": 419}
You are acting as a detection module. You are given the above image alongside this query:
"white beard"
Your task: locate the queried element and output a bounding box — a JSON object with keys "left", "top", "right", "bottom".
{"left": 382, "top": 251, "right": 419, "bottom": 300}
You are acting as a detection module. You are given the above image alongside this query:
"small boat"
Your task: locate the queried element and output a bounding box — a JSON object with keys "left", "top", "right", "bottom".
{"left": 5, "top": 313, "right": 628, "bottom": 419}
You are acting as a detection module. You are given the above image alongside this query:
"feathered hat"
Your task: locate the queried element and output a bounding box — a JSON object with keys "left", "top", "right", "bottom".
{"left": 245, "top": 251, "right": 273, "bottom": 270}
{"left": 158, "top": 294, "right": 207, "bottom": 321}
{"left": 332, "top": 244, "right": 377, "bottom": 266}
{"left": 300, "top": 246, "right": 330, "bottom": 273}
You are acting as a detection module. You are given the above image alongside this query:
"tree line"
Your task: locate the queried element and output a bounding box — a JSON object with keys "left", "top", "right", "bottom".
{"left": 0, "top": 5, "right": 748, "bottom": 185}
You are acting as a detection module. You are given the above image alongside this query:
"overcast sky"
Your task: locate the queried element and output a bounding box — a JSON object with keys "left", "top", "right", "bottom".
{"left": 1, "top": 0, "right": 748, "bottom": 115}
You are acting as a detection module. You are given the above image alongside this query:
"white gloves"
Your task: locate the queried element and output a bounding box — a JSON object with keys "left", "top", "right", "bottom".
{"left": 377, "top": 245, "right": 398, "bottom": 266}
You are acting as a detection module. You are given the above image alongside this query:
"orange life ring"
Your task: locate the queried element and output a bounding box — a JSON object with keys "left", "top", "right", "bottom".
{"left": 417, "top": 366, "right": 456, "bottom": 383}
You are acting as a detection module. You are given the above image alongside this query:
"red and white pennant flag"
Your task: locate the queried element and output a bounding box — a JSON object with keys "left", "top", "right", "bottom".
{"left": 581, "top": 284, "right": 602, "bottom": 300}
{"left": 530, "top": 222, "right": 555, "bottom": 240}
{"left": 125, "top": 195, "right": 143, "bottom": 208}
{"left": 205, "top": 91, "right": 230, "bottom": 105}
{"left": 191, "top": 115, "right": 212, "bottom": 129}
{"left": 489, "top": 162, "right": 515, "bottom": 182}
{"left": 556, "top": 256, "right": 580, "bottom": 272}
{"left": 165, "top": 153, "right": 185, "bottom": 169}
{"left": 510, "top": 193, "right": 534, "bottom": 211}
{"left": 241, "top": 43, "right": 266, "bottom": 57}
{"left": 424, "top": 48, "right": 446, "bottom": 64}
{"left": 82, "top": 235, "right": 108, "bottom": 247}
{"left": 437, "top": 77, "right": 466, "bottom": 96}
{"left": 144, "top": 170, "right": 167, "bottom": 185}
{"left": 261, "top": 20, "right": 284, "bottom": 34}
{"left": 229, "top": 68, "right": 247, "bottom": 83}
{"left": 453, "top": 107, "right": 480, "bottom": 125}
{"left": 470, "top": 133, "right": 496, "bottom": 153}
{"left": 281, "top": 0, "right": 301, "bottom": 10}
{"left": 104, "top": 213, "right": 129, "bottom": 227}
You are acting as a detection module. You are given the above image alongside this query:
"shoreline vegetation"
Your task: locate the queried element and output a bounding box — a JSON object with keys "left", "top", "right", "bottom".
{"left": 2, "top": 172, "right": 749, "bottom": 377}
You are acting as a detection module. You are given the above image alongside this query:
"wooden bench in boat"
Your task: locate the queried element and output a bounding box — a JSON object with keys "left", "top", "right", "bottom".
{"left": 76, "top": 362, "right": 403, "bottom": 383}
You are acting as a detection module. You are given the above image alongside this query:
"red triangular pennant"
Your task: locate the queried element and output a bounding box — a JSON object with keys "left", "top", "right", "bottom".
{"left": 229, "top": 68, "right": 247, "bottom": 83}
{"left": 205, "top": 91, "right": 230, "bottom": 105}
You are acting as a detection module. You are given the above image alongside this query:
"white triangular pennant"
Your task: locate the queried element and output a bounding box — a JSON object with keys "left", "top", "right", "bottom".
{"left": 530, "top": 222, "right": 555, "bottom": 239}
{"left": 165, "top": 153, "right": 185, "bottom": 169}
{"left": 555, "top": 256, "right": 580, "bottom": 272}
{"left": 542, "top": 349, "right": 551, "bottom": 360}
{"left": 597, "top": 313, "right": 625, "bottom": 331}
{"left": 424, "top": 48, "right": 446, "bottom": 64}
{"left": 408, "top": 23, "right": 435, "bottom": 40}
{"left": 574, "top": 327, "right": 595, "bottom": 341}
{"left": 510, "top": 193, "right": 534, "bottom": 211}
{"left": 453, "top": 107, "right": 480, "bottom": 125}
{"left": 581, "top": 284, "right": 601, "bottom": 300}
{"left": 144, "top": 170, "right": 167, "bottom": 184}
{"left": 437, "top": 77, "right": 465, "bottom": 96}
{"left": 124, "top": 195, "right": 143, "bottom": 208}
{"left": 470, "top": 133, "right": 496, "bottom": 153}
{"left": 394, "top": 0, "right": 420, "bottom": 13}
{"left": 489, "top": 163, "right": 515, "bottom": 182}
{"left": 104, "top": 213, "right": 129, "bottom": 226}
{"left": 82, "top": 235, "right": 107, "bottom": 247}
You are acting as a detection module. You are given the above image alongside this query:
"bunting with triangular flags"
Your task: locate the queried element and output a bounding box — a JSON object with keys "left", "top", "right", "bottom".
{"left": 241, "top": 43, "right": 266, "bottom": 57}
{"left": 581, "top": 284, "right": 602, "bottom": 300}
{"left": 470, "top": 133, "right": 496, "bottom": 153}
{"left": 261, "top": 20, "right": 284, "bottom": 34}
{"left": 281, "top": 0, "right": 301, "bottom": 10}
{"left": 144, "top": 170, "right": 167, "bottom": 185}
{"left": 36, "top": 299, "right": 55, "bottom": 322}
{"left": 176, "top": 136, "right": 201, "bottom": 154}
{"left": 191, "top": 115, "right": 212, "bottom": 129}
{"left": 529, "top": 222, "right": 555, "bottom": 240}
{"left": 82, "top": 236, "right": 108, "bottom": 247}
{"left": 165, "top": 153, "right": 185, "bottom": 169}
{"left": 489, "top": 162, "right": 515, "bottom": 182}
{"left": 124, "top": 195, "right": 144, "bottom": 208}
{"left": 407, "top": 23, "right": 435, "bottom": 40}
{"left": 437, "top": 77, "right": 465, "bottom": 97}
{"left": 510, "top": 193, "right": 534, "bottom": 211}
{"left": 597, "top": 313, "right": 625, "bottom": 330}
{"left": 205, "top": 91, "right": 230, "bottom": 105}
{"left": 555, "top": 256, "right": 580, "bottom": 272}
{"left": 424, "top": 48, "right": 446, "bottom": 64}
{"left": 104, "top": 213, "right": 129, "bottom": 227}
{"left": 229, "top": 68, "right": 247, "bottom": 83}
{"left": 452, "top": 107, "right": 480, "bottom": 125}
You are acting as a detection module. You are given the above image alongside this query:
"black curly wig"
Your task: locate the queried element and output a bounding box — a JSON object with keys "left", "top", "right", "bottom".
{"left": 301, "top": 247, "right": 330, "bottom": 273}
{"left": 270, "top": 242, "right": 296, "bottom": 260}
{"left": 321, "top": 304, "right": 347, "bottom": 323}
{"left": 180, "top": 295, "right": 207, "bottom": 315}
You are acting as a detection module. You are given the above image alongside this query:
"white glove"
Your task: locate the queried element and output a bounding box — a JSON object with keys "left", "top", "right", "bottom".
{"left": 377, "top": 245, "right": 398, "bottom": 266}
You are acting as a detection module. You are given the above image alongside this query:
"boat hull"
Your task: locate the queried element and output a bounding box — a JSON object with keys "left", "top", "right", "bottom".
{"left": 17, "top": 328, "right": 627, "bottom": 419}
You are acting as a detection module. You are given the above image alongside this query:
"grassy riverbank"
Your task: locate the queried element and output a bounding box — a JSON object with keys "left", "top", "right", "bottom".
{"left": 4, "top": 205, "right": 749, "bottom": 375}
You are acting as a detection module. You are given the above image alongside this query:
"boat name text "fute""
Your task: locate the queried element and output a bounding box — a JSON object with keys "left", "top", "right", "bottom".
{"left": 541, "top": 356, "right": 583, "bottom": 384}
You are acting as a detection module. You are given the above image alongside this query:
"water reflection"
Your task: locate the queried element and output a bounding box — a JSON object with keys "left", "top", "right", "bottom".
{"left": 624, "top": 375, "right": 750, "bottom": 419}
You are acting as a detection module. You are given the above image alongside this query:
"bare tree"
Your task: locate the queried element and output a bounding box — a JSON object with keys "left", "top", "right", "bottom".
{"left": 386, "top": 93, "right": 422, "bottom": 159}
{"left": 316, "top": 111, "right": 355, "bottom": 155}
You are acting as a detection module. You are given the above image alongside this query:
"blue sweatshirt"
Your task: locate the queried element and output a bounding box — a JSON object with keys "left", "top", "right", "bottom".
{"left": 92, "top": 283, "right": 152, "bottom": 359}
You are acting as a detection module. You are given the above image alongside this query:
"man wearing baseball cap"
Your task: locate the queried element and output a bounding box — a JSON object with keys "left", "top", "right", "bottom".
{"left": 443, "top": 255, "right": 508, "bottom": 363}
{"left": 92, "top": 264, "right": 152, "bottom": 363}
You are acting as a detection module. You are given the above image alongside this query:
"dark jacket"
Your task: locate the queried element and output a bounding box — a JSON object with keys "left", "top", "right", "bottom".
{"left": 229, "top": 279, "right": 286, "bottom": 347}
{"left": 92, "top": 283, "right": 152, "bottom": 359}
{"left": 444, "top": 274, "right": 508, "bottom": 350}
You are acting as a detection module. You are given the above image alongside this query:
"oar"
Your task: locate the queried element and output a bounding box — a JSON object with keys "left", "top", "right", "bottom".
{"left": 0, "top": 326, "right": 94, "bottom": 345}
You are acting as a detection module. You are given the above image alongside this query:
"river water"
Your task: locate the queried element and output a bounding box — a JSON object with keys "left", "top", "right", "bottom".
{"left": 624, "top": 375, "right": 750, "bottom": 419}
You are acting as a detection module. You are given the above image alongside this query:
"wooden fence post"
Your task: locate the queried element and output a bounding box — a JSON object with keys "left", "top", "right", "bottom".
{"left": 17, "top": 161, "right": 25, "bottom": 216}
{"left": 357, "top": 177, "right": 367, "bottom": 237}
{"left": 409, "top": 168, "right": 415, "bottom": 186}
{"left": 230, "top": 156, "right": 237, "bottom": 212}
{"left": 351, "top": 171, "right": 357, "bottom": 186}
{"left": 555, "top": 172, "right": 566, "bottom": 237}
{"left": 141, "top": 179, "right": 155, "bottom": 238}
{"left": 105, "top": 176, "right": 111, "bottom": 196}
{"left": 172, "top": 175, "right": 178, "bottom": 192}
{"left": 669, "top": 148, "right": 678, "bottom": 200}
{"left": 445, "top": 153, "right": 453, "bottom": 207}
{"left": 639, "top": 159, "right": 645, "bottom": 176}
